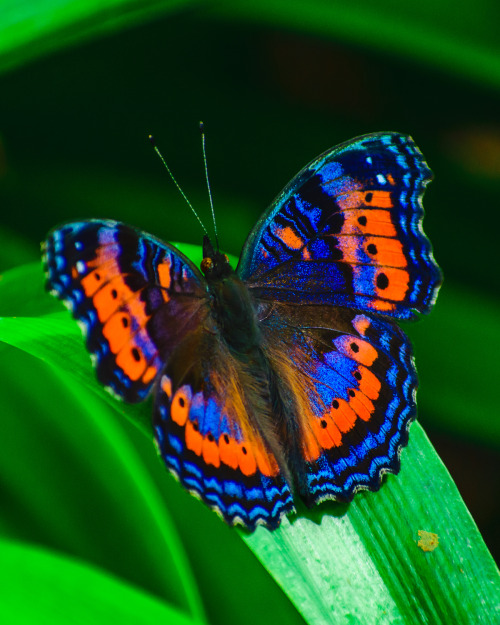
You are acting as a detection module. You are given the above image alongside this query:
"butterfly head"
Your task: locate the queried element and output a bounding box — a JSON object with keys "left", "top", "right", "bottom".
{"left": 201, "top": 235, "right": 232, "bottom": 281}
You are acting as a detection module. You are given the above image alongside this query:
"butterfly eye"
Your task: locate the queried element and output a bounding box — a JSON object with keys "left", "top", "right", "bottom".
{"left": 201, "top": 257, "right": 213, "bottom": 274}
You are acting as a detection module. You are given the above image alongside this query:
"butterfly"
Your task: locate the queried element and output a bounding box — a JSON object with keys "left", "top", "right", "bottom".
{"left": 42, "top": 132, "right": 442, "bottom": 531}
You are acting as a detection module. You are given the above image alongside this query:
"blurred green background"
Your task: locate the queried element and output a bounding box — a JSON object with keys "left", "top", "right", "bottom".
{"left": 1, "top": 1, "right": 500, "bottom": 623}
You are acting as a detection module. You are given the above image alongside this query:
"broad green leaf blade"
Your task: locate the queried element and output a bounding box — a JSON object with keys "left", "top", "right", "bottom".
{"left": 0, "top": 0, "right": 199, "bottom": 74}
{"left": 2, "top": 260, "right": 500, "bottom": 623}
{"left": 0, "top": 538, "right": 203, "bottom": 625}
{"left": 216, "top": 0, "right": 500, "bottom": 89}
{"left": 244, "top": 425, "right": 500, "bottom": 624}
{"left": 0, "top": 344, "right": 206, "bottom": 623}
{"left": 2, "top": 0, "right": 500, "bottom": 91}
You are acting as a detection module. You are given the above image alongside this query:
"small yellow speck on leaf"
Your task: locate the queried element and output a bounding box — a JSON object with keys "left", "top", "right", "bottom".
{"left": 418, "top": 530, "right": 439, "bottom": 552}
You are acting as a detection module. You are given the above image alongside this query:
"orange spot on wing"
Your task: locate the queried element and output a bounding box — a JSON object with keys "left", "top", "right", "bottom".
{"left": 365, "top": 236, "right": 406, "bottom": 267}
{"left": 81, "top": 268, "right": 106, "bottom": 297}
{"left": 336, "top": 336, "right": 378, "bottom": 366}
{"left": 219, "top": 434, "right": 239, "bottom": 470}
{"left": 185, "top": 421, "right": 203, "bottom": 455}
{"left": 302, "top": 247, "right": 311, "bottom": 260}
{"left": 375, "top": 268, "right": 410, "bottom": 302}
{"left": 348, "top": 390, "right": 374, "bottom": 422}
{"left": 369, "top": 190, "right": 393, "bottom": 208}
{"left": 171, "top": 386, "right": 191, "bottom": 426}
{"left": 202, "top": 436, "right": 220, "bottom": 468}
{"left": 340, "top": 209, "right": 397, "bottom": 237}
{"left": 81, "top": 258, "right": 118, "bottom": 296}
{"left": 337, "top": 190, "right": 393, "bottom": 210}
{"left": 372, "top": 300, "right": 396, "bottom": 312}
{"left": 116, "top": 344, "right": 147, "bottom": 381}
{"left": 312, "top": 414, "right": 341, "bottom": 449}
{"left": 330, "top": 399, "right": 357, "bottom": 433}
{"left": 357, "top": 366, "right": 381, "bottom": 400}
{"left": 157, "top": 257, "right": 172, "bottom": 301}
{"left": 352, "top": 314, "right": 371, "bottom": 337}
{"left": 238, "top": 443, "right": 257, "bottom": 476}
{"left": 275, "top": 226, "right": 304, "bottom": 250}
{"left": 161, "top": 375, "right": 172, "bottom": 400}
{"left": 386, "top": 174, "right": 396, "bottom": 186}
{"left": 93, "top": 276, "right": 126, "bottom": 322}
{"left": 103, "top": 312, "right": 131, "bottom": 354}
{"left": 142, "top": 365, "right": 157, "bottom": 385}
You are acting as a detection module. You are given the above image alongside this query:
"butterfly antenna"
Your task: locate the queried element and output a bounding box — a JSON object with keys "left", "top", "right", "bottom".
{"left": 149, "top": 134, "right": 209, "bottom": 238}
{"left": 199, "top": 122, "right": 220, "bottom": 251}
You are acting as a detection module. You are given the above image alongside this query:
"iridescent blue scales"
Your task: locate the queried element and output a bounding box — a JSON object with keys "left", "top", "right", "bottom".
{"left": 42, "top": 132, "right": 442, "bottom": 530}
{"left": 239, "top": 132, "right": 441, "bottom": 319}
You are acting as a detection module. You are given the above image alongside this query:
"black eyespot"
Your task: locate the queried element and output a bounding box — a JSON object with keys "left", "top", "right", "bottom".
{"left": 367, "top": 243, "right": 377, "bottom": 255}
{"left": 121, "top": 316, "right": 129, "bottom": 328}
{"left": 193, "top": 422, "right": 199, "bottom": 431}
{"left": 358, "top": 216, "right": 367, "bottom": 226}
{"left": 332, "top": 399, "right": 339, "bottom": 409}
{"left": 377, "top": 273, "right": 389, "bottom": 290}
{"left": 131, "top": 347, "right": 141, "bottom": 361}
{"left": 354, "top": 371, "right": 362, "bottom": 380}
{"left": 242, "top": 446, "right": 247, "bottom": 455}
{"left": 365, "top": 192, "right": 373, "bottom": 203}
{"left": 349, "top": 390, "right": 355, "bottom": 397}
{"left": 350, "top": 342, "right": 360, "bottom": 353}
{"left": 95, "top": 272, "right": 101, "bottom": 280}
{"left": 111, "top": 288, "right": 118, "bottom": 299}
{"left": 178, "top": 396, "right": 185, "bottom": 407}
{"left": 207, "top": 433, "right": 214, "bottom": 442}
{"left": 223, "top": 434, "right": 229, "bottom": 444}
{"left": 320, "top": 419, "right": 327, "bottom": 428}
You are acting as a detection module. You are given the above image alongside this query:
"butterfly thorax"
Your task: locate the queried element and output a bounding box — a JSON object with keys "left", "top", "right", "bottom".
{"left": 202, "top": 254, "right": 261, "bottom": 356}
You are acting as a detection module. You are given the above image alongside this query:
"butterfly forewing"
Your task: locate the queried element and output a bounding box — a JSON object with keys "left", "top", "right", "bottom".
{"left": 238, "top": 132, "right": 442, "bottom": 319}
{"left": 43, "top": 220, "right": 208, "bottom": 402}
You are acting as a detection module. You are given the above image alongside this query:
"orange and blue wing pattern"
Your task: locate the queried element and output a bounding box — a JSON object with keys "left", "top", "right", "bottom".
{"left": 42, "top": 132, "right": 441, "bottom": 531}
{"left": 152, "top": 325, "right": 295, "bottom": 529}
{"left": 238, "top": 133, "right": 442, "bottom": 319}
{"left": 259, "top": 302, "right": 417, "bottom": 504}
{"left": 42, "top": 220, "right": 208, "bottom": 402}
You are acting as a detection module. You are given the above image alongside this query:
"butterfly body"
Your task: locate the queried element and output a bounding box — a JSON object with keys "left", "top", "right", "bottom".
{"left": 43, "top": 132, "right": 442, "bottom": 530}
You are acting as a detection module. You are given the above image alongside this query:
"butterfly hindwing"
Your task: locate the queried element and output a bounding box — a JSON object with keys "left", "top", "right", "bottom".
{"left": 238, "top": 132, "right": 442, "bottom": 319}
{"left": 258, "top": 302, "right": 417, "bottom": 503}
{"left": 43, "top": 220, "right": 208, "bottom": 402}
{"left": 153, "top": 324, "right": 295, "bottom": 529}
{"left": 42, "top": 132, "right": 442, "bottom": 531}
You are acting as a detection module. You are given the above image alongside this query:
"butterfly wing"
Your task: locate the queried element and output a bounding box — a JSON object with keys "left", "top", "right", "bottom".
{"left": 42, "top": 220, "right": 208, "bottom": 402}
{"left": 238, "top": 132, "right": 442, "bottom": 319}
{"left": 152, "top": 322, "right": 295, "bottom": 530}
{"left": 259, "top": 301, "right": 417, "bottom": 504}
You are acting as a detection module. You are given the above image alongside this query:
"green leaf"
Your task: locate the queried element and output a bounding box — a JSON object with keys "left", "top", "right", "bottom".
{"left": 244, "top": 424, "right": 500, "bottom": 623}
{"left": 0, "top": 538, "right": 203, "bottom": 625}
{"left": 0, "top": 0, "right": 199, "bottom": 74}
{"left": 3, "top": 0, "right": 500, "bottom": 89}
{"left": 216, "top": 0, "right": 500, "bottom": 89}
{"left": 1, "top": 258, "right": 499, "bottom": 624}
{"left": 0, "top": 341, "right": 206, "bottom": 622}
